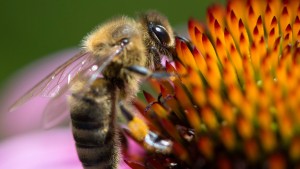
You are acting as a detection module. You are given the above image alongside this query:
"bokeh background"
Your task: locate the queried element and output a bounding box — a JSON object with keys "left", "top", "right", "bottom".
{"left": 0, "top": 0, "right": 225, "bottom": 89}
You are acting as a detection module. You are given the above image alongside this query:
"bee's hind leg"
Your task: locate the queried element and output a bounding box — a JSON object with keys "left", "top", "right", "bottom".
{"left": 118, "top": 101, "right": 149, "bottom": 142}
{"left": 118, "top": 100, "right": 173, "bottom": 154}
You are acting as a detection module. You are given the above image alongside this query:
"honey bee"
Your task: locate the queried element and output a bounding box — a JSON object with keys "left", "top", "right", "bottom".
{"left": 10, "top": 11, "right": 176, "bottom": 169}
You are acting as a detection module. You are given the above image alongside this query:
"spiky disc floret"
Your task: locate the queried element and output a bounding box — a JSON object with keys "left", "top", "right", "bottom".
{"left": 127, "top": 0, "right": 300, "bottom": 169}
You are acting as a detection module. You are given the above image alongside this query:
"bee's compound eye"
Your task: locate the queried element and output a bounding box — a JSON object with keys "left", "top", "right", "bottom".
{"left": 150, "top": 24, "right": 170, "bottom": 45}
{"left": 121, "top": 38, "right": 130, "bottom": 46}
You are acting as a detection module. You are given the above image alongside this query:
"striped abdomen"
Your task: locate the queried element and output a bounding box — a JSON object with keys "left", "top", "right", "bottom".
{"left": 69, "top": 80, "right": 119, "bottom": 169}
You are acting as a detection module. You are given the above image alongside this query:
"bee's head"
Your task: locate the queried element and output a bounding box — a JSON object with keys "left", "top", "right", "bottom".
{"left": 138, "top": 11, "right": 175, "bottom": 70}
{"left": 83, "top": 17, "right": 146, "bottom": 66}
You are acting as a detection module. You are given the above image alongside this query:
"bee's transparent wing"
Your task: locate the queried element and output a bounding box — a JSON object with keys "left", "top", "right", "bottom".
{"left": 41, "top": 46, "right": 123, "bottom": 128}
{"left": 41, "top": 63, "right": 97, "bottom": 129}
{"left": 10, "top": 44, "right": 123, "bottom": 128}
{"left": 42, "top": 89, "right": 71, "bottom": 129}
{"left": 9, "top": 51, "right": 94, "bottom": 112}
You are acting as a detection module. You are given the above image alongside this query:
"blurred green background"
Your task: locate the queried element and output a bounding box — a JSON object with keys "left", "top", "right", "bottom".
{"left": 0, "top": 0, "right": 224, "bottom": 89}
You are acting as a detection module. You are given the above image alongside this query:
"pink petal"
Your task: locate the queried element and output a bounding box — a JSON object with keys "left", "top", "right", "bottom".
{"left": 0, "top": 49, "right": 78, "bottom": 136}
{"left": 0, "top": 128, "right": 133, "bottom": 169}
{"left": 0, "top": 128, "right": 81, "bottom": 169}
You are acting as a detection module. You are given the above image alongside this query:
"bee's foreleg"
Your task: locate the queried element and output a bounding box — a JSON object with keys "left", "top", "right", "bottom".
{"left": 149, "top": 46, "right": 164, "bottom": 70}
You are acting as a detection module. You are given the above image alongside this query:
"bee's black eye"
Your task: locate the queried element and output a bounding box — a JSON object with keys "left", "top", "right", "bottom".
{"left": 149, "top": 24, "right": 170, "bottom": 45}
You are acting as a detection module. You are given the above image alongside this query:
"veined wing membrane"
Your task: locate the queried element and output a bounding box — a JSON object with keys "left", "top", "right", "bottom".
{"left": 9, "top": 46, "right": 123, "bottom": 112}
{"left": 41, "top": 46, "right": 124, "bottom": 128}
{"left": 10, "top": 51, "right": 95, "bottom": 111}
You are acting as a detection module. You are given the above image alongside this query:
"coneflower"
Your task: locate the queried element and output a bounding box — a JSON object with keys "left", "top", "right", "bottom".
{"left": 126, "top": 0, "right": 300, "bottom": 168}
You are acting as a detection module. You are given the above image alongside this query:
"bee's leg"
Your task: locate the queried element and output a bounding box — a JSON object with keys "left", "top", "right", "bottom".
{"left": 119, "top": 101, "right": 149, "bottom": 141}
{"left": 119, "top": 101, "right": 173, "bottom": 154}
{"left": 149, "top": 35, "right": 193, "bottom": 69}
{"left": 125, "top": 65, "right": 176, "bottom": 79}
{"left": 149, "top": 46, "right": 165, "bottom": 70}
